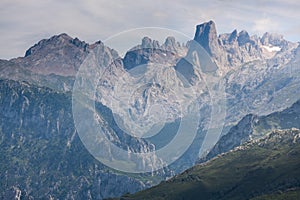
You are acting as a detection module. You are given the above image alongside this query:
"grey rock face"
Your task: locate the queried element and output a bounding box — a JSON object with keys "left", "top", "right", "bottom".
{"left": 225, "top": 44, "right": 300, "bottom": 126}
{"left": 228, "top": 29, "right": 238, "bottom": 44}
{"left": 237, "top": 30, "right": 251, "bottom": 46}
{"left": 201, "top": 114, "right": 257, "bottom": 162}
{"left": 193, "top": 21, "right": 300, "bottom": 129}
{"left": 0, "top": 33, "right": 175, "bottom": 198}
{"left": 193, "top": 21, "right": 298, "bottom": 74}
{"left": 261, "top": 32, "right": 286, "bottom": 46}
{"left": 0, "top": 34, "right": 124, "bottom": 93}
{"left": 17, "top": 33, "right": 89, "bottom": 76}
{"left": 24, "top": 33, "right": 88, "bottom": 57}
{"left": 201, "top": 99, "right": 300, "bottom": 163}
{"left": 194, "top": 20, "right": 220, "bottom": 57}
{"left": 0, "top": 79, "right": 150, "bottom": 200}
{"left": 123, "top": 36, "right": 186, "bottom": 70}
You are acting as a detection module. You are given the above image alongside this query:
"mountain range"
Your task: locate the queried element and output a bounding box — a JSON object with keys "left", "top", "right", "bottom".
{"left": 0, "top": 20, "right": 300, "bottom": 199}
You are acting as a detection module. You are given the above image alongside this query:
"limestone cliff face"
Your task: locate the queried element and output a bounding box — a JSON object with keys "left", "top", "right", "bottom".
{"left": 0, "top": 79, "right": 149, "bottom": 200}
{"left": 123, "top": 36, "right": 187, "bottom": 70}
{"left": 194, "top": 20, "right": 220, "bottom": 57}
{"left": 193, "top": 21, "right": 298, "bottom": 73}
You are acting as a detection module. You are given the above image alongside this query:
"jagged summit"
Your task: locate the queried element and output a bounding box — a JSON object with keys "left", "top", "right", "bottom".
{"left": 16, "top": 33, "right": 90, "bottom": 76}
{"left": 141, "top": 36, "right": 160, "bottom": 49}
{"left": 261, "top": 32, "right": 286, "bottom": 46}
{"left": 193, "top": 20, "right": 297, "bottom": 71}
{"left": 5, "top": 21, "right": 297, "bottom": 78}
{"left": 123, "top": 36, "right": 186, "bottom": 70}
{"left": 163, "top": 36, "right": 177, "bottom": 50}
{"left": 237, "top": 30, "right": 251, "bottom": 45}
{"left": 24, "top": 33, "right": 88, "bottom": 57}
{"left": 5, "top": 33, "right": 121, "bottom": 77}
{"left": 133, "top": 36, "right": 182, "bottom": 51}
{"left": 1, "top": 22, "right": 298, "bottom": 84}
{"left": 228, "top": 29, "right": 238, "bottom": 43}
{"left": 194, "top": 20, "right": 219, "bottom": 56}
{"left": 193, "top": 20, "right": 287, "bottom": 49}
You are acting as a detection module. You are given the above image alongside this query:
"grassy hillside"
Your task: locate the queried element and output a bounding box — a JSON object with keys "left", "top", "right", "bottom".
{"left": 116, "top": 129, "right": 300, "bottom": 200}
{"left": 251, "top": 188, "right": 300, "bottom": 200}
{"left": 203, "top": 99, "right": 300, "bottom": 164}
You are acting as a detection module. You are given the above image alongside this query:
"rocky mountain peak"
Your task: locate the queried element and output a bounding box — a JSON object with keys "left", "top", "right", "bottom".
{"left": 192, "top": 21, "right": 298, "bottom": 72}
{"left": 261, "top": 32, "right": 285, "bottom": 46}
{"left": 141, "top": 36, "right": 152, "bottom": 47}
{"left": 164, "top": 36, "right": 176, "bottom": 47}
{"left": 162, "top": 36, "right": 181, "bottom": 52}
{"left": 123, "top": 36, "right": 186, "bottom": 70}
{"left": 194, "top": 20, "right": 219, "bottom": 56}
{"left": 13, "top": 33, "right": 93, "bottom": 76}
{"left": 237, "top": 30, "right": 251, "bottom": 46}
{"left": 54, "top": 32, "right": 72, "bottom": 40}
{"left": 228, "top": 29, "right": 238, "bottom": 43}
{"left": 24, "top": 33, "right": 88, "bottom": 57}
{"left": 141, "top": 37, "right": 160, "bottom": 49}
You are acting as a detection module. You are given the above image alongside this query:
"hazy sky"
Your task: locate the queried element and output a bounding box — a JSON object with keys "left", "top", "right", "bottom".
{"left": 1, "top": 0, "right": 300, "bottom": 59}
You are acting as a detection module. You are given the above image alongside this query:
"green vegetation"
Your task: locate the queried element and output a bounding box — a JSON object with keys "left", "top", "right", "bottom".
{"left": 251, "top": 189, "right": 300, "bottom": 200}
{"left": 0, "top": 79, "right": 156, "bottom": 199}
{"left": 118, "top": 129, "right": 300, "bottom": 200}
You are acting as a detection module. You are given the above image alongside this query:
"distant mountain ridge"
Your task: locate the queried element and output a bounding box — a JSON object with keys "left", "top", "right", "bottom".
{"left": 1, "top": 20, "right": 298, "bottom": 77}
{"left": 194, "top": 20, "right": 297, "bottom": 72}
{"left": 201, "top": 98, "right": 300, "bottom": 163}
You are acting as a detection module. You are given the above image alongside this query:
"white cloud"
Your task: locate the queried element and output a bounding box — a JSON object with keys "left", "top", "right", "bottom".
{"left": 252, "top": 18, "right": 279, "bottom": 35}
{"left": 0, "top": 0, "right": 299, "bottom": 59}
